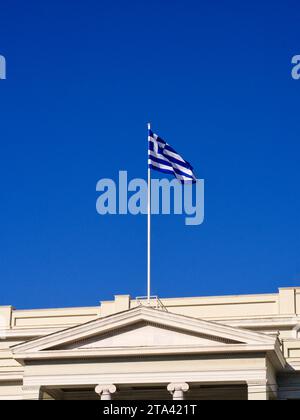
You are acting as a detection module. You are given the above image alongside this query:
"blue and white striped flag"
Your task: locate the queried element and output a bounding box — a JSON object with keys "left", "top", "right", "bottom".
{"left": 148, "top": 129, "right": 197, "bottom": 184}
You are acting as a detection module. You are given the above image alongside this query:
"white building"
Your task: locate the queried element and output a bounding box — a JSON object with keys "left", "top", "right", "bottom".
{"left": 1, "top": 287, "right": 300, "bottom": 400}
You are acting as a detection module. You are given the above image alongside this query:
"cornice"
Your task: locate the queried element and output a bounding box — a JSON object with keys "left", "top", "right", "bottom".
{"left": 12, "top": 306, "right": 277, "bottom": 354}
{"left": 13, "top": 343, "right": 278, "bottom": 362}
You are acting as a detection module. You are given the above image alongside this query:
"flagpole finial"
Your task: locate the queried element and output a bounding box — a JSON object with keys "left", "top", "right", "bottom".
{"left": 147, "top": 123, "right": 151, "bottom": 131}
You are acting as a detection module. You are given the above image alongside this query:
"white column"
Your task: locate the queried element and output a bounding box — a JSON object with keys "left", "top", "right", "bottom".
{"left": 22, "top": 385, "right": 42, "bottom": 400}
{"left": 95, "top": 384, "right": 117, "bottom": 400}
{"left": 247, "top": 380, "right": 269, "bottom": 401}
{"left": 167, "top": 383, "right": 189, "bottom": 400}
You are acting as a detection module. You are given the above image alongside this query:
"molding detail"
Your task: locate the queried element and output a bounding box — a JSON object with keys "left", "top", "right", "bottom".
{"left": 22, "top": 385, "right": 41, "bottom": 400}
{"left": 12, "top": 306, "right": 278, "bottom": 355}
{"left": 95, "top": 384, "right": 117, "bottom": 400}
{"left": 167, "top": 383, "right": 189, "bottom": 400}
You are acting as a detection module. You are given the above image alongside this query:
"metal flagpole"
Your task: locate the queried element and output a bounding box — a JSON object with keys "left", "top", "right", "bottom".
{"left": 147, "top": 123, "right": 151, "bottom": 305}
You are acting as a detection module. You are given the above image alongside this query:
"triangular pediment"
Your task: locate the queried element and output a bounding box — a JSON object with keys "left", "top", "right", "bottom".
{"left": 12, "top": 306, "right": 278, "bottom": 360}
{"left": 52, "top": 320, "right": 241, "bottom": 351}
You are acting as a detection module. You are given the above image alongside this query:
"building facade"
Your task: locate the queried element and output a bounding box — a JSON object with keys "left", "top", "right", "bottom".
{"left": 0, "top": 287, "right": 300, "bottom": 400}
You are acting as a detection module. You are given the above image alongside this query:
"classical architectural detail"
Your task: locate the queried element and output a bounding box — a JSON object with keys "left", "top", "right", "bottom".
{"left": 0, "top": 287, "right": 300, "bottom": 400}
{"left": 95, "top": 385, "right": 117, "bottom": 400}
{"left": 167, "top": 383, "right": 189, "bottom": 400}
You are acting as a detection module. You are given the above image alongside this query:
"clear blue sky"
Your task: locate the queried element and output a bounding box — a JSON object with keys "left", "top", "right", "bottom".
{"left": 1, "top": 0, "right": 300, "bottom": 309}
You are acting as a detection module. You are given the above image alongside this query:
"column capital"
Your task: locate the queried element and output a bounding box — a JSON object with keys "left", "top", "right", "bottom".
{"left": 247, "top": 380, "right": 268, "bottom": 401}
{"left": 95, "top": 384, "right": 117, "bottom": 400}
{"left": 22, "top": 385, "right": 42, "bottom": 400}
{"left": 247, "top": 379, "right": 268, "bottom": 386}
{"left": 167, "top": 383, "right": 189, "bottom": 400}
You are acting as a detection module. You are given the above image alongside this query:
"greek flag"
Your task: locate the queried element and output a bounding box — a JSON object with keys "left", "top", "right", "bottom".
{"left": 148, "top": 129, "right": 197, "bottom": 183}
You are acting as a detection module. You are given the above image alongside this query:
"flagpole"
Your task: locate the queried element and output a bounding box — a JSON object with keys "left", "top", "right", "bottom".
{"left": 147, "top": 123, "right": 151, "bottom": 305}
